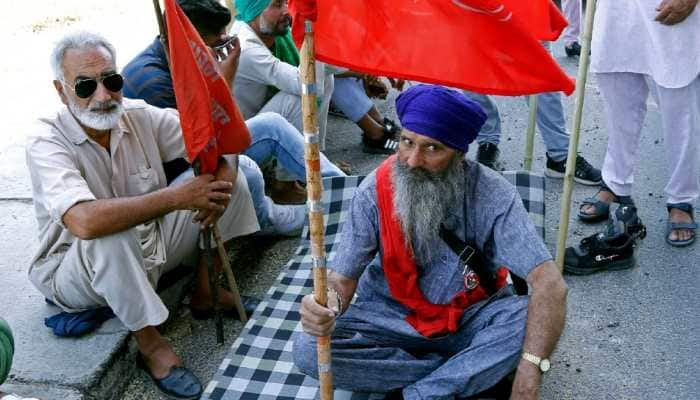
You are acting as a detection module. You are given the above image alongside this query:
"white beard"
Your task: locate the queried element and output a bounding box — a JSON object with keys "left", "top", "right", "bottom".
{"left": 68, "top": 97, "right": 123, "bottom": 131}
{"left": 392, "top": 155, "right": 465, "bottom": 265}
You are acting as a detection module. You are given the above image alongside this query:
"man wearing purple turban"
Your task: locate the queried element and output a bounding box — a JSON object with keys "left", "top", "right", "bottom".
{"left": 293, "top": 85, "right": 568, "bottom": 399}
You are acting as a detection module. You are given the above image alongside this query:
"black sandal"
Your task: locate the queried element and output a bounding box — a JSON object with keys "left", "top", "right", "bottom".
{"left": 578, "top": 183, "right": 633, "bottom": 223}
{"left": 666, "top": 203, "right": 697, "bottom": 247}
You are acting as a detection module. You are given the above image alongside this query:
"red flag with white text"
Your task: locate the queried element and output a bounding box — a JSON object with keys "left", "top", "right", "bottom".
{"left": 290, "top": 0, "right": 574, "bottom": 96}
{"left": 164, "top": 0, "right": 250, "bottom": 174}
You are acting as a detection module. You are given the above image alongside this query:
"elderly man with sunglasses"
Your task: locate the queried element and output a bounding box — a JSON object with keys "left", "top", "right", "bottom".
{"left": 24, "top": 31, "right": 263, "bottom": 399}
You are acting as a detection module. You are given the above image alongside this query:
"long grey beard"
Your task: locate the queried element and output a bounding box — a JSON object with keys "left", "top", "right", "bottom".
{"left": 392, "top": 155, "right": 465, "bottom": 265}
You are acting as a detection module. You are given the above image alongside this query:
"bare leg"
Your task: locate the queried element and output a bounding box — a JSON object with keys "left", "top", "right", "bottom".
{"left": 357, "top": 114, "right": 386, "bottom": 140}
{"left": 189, "top": 253, "right": 237, "bottom": 311}
{"left": 367, "top": 106, "right": 383, "bottom": 124}
{"left": 134, "top": 326, "right": 182, "bottom": 379}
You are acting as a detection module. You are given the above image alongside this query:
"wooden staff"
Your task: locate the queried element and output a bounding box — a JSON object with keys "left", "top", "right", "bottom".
{"left": 152, "top": 0, "right": 169, "bottom": 57}
{"left": 555, "top": 0, "right": 598, "bottom": 270}
{"left": 523, "top": 95, "right": 538, "bottom": 171}
{"left": 152, "top": 0, "right": 249, "bottom": 338}
{"left": 299, "top": 20, "right": 334, "bottom": 400}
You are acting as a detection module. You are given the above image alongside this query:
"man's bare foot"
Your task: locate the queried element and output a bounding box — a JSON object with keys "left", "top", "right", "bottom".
{"left": 668, "top": 208, "right": 695, "bottom": 242}
{"left": 134, "top": 327, "right": 181, "bottom": 379}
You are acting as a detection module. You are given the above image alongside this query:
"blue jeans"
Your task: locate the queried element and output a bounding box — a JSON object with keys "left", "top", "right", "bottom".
{"left": 243, "top": 112, "right": 346, "bottom": 181}
{"left": 237, "top": 155, "right": 274, "bottom": 232}
{"left": 465, "top": 91, "right": 570, "bottom": 162}
{"left": 332, "top": 77, "right": 374, "bottom": 123}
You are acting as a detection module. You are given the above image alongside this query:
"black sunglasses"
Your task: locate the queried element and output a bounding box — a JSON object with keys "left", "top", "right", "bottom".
{"left": 65, "top": 73, "right": 124, "bottom": 99}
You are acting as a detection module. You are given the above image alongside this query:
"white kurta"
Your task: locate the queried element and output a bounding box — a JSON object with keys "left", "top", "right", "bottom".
{"left": 591, "top": 0, "right": 700, "bottom": 88}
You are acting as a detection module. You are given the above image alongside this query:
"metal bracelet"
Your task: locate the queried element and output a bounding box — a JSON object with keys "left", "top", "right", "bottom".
{"left": 303, "top": 132, "right": 320, "bottom": 144}
{"left": 307, "top": 200, "right": 324, "bottom": 213}
{"left": 318, "top": 362, "right": 331, "bottom": 374}
{"left": 312, "top": 256, "right": 327, "bottom": 269}
{"left": 301, "top": 83, "right": 317, "bottom": 96}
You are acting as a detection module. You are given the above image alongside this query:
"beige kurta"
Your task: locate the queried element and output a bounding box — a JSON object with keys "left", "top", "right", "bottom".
{"left": 25, "top": 99, "right": 259, "bottom": 329}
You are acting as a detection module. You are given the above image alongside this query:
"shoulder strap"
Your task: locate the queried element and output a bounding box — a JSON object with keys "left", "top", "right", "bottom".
{"left": 439, "top": 225, "right": 498, "bottom": 293}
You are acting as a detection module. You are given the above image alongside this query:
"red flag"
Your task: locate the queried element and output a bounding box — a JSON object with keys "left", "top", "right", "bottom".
{"left": 290, "top": 0, "right": 574, "bottom": 96}
{"left": 164, "top": 0, "right": 251, "bottom": 174}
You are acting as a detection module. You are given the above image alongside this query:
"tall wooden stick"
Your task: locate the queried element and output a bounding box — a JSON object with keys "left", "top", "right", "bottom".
{"left": 152, "top": 0, "right": 169, "bottom": 53}
{"left": 213, "top": 225, "right": 247, "bottom": 323}
{"left": 523, "top": 95, "right": 538, "bottom": 171}
{"left": 151, "top": 0, "right": 248, "bottom": 330}
{"left": 300, "top": 20, "right": 334, "bottom": 400}
{"left": 555, "top": 0, "right": 598, "bottom": 270}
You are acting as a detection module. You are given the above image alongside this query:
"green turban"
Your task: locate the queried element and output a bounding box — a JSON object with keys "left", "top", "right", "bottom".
{"left": 235, "top": 0, "right": 272, "bottom": 22}
{"left": 0, "top": 318, "right": 14, "bottom": 385}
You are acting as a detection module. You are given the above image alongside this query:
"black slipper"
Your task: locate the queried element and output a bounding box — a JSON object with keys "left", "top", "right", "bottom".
{"left": 137, "top": 356, "right": 203, "bottom": 399}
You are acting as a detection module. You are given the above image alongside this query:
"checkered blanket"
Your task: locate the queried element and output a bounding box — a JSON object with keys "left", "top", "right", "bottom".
{"left": 203, "top": 172, "right": 545, "bottom": 400}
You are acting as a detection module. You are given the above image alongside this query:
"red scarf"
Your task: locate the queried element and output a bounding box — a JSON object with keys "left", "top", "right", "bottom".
{"left": 376, "top": 156, "right": 507, "bottom": 337}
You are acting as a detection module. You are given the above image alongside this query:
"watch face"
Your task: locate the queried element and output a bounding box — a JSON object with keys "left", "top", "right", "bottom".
{"left": 540, "top": 358, "right": 551, "bottom": 372}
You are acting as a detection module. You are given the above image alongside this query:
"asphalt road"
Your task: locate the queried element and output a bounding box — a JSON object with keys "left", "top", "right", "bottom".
{"left": 122, "top": 44, "right": 700, "bottom": 399}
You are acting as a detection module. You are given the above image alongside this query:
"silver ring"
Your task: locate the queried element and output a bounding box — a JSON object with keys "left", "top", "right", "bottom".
{"left": 304, "top": 133, "right": 320, "bottom": 144}
{"left": 318, "top": 362, "right": 331, "bottom": 373}
{"left": 307, "top": 200, "right": 324, "bottom": 213}
{"left": 312, "top": 256, "right": 327, "bottom": 268}
{"left": 301, "top": 83, "right": 317, "bottom": 95}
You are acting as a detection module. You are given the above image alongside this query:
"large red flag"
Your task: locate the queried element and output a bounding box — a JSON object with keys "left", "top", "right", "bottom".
{"left": 164, "top": 0, "right": 251, "bottom": 174}
{"left": 290, "top": 0, "right": 574, "bottom": 96}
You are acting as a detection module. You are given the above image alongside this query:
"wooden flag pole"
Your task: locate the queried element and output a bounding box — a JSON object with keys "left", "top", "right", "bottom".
{"left": 300, "top": 20, "right": 334, "bottom": 400}
{"left": 152, "top": 0, "right": 248, "bottom": 331}
{"left": 523, "top": 95, "right": 538, "bottom": 171}
{"left": 152, "top": 0, "right": 169, "bottom": 55}
{"left": 555, "top": 0, "right": 598, "bottom": 270}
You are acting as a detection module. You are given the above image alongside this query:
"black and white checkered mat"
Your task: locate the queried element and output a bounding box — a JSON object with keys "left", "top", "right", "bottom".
{"left": 203, "top": 172, "right": 545, "bottom": 400}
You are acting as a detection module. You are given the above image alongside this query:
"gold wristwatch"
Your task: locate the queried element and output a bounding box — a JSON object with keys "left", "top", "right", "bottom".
{"left": 522, "top": 352, "right": 551, "bottom": 373}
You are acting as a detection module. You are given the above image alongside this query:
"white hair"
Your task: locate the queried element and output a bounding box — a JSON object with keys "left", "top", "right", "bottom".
{"left": 50, "top": 30, "right": 117, "bottom": 81}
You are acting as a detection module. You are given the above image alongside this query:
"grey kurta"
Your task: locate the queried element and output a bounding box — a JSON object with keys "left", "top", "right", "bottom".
{"left": 293, "top": 161, "right": 551, "bottom": 399}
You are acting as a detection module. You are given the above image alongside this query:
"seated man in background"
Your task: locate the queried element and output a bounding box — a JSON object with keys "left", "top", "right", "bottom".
{"left": 26, "top": 31, "right": 261, "bottom": 399}
{"left": 123, "top": 0, "right": 346, "bottom": 207}
{"left": 294, "top": 85, "right": 568, "bottom": 400}
{"left": 231, "top": 0, "right": 336, "bottom": 149}
{"left": 332, "top": 71, "right": 403, "bottom": 155}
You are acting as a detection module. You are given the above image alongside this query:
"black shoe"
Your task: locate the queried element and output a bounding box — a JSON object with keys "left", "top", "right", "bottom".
{"left": 362, "top": 133, "right": 399, "bottom": 154}
{"left": 565, "top": 41, "right": 582, "bottom": 57}
{"left": 382, "top": 117, "right": 401, "bottom": 139}
{"left": 477, "top": 143, "right": 503, "bottom": 171}
{"left": 606, "top": 203, "right": 647, "bottom": 240}
{"left": 545, "top": 153, "right": 602, "bottom": 186}
{"left": 190, "top": 295, "right": 260, "bottom": 321}
{"left": 564, "top": 231, "right": 637, "bottom": 275}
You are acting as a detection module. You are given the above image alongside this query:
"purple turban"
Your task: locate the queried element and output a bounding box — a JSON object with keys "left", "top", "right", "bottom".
{"left": 395, "top": 84, "right": 487, "bottom": 153}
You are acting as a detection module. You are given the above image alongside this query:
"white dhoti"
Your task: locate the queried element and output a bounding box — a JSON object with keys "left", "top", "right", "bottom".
{"left": 46, "top": 169, "right": 259, "bottom": 331}
{"left": 597, "top": 73, "right": 700, "bottom": 205}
